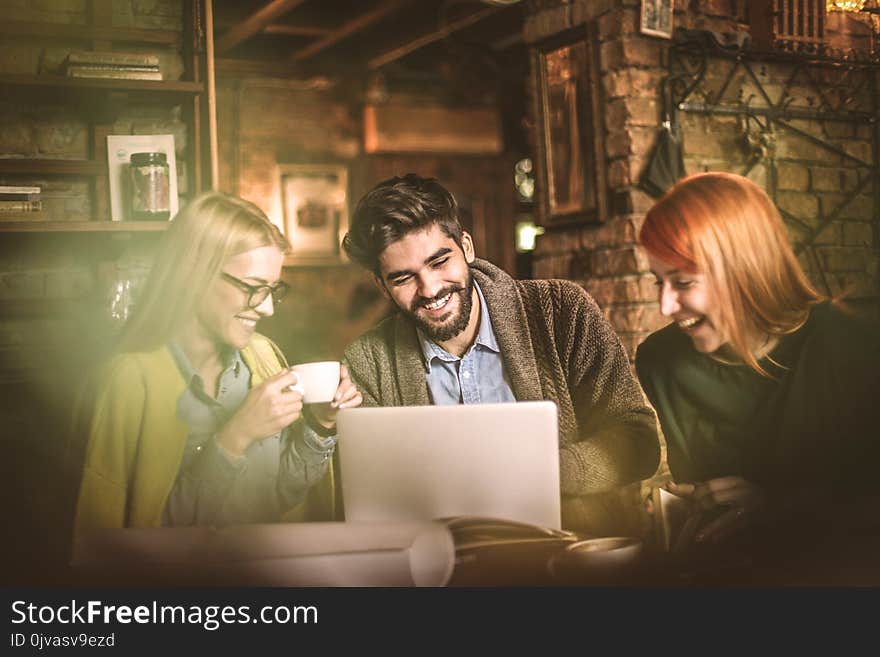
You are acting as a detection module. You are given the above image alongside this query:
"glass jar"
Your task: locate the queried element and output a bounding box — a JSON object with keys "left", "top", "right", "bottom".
{"left": 129, "top": 151, "right": 170, "bottom": 221}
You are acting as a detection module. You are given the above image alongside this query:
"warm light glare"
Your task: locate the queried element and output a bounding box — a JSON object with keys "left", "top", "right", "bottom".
{"left": 827, "top": 0, "right": 867, "bottom": 11}
{"left": 514, "top": 157, "right": 535, "bottom": 201}
{"left": 516, "top": 221, "right": 544, "bottom": 252}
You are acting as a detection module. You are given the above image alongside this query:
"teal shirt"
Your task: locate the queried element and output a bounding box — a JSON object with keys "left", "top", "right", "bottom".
{"left": 635, "top": 302, "right": 880, "bottom": 494}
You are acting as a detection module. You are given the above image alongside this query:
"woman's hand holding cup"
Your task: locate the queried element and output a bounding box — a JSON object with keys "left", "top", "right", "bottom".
{"left": 294, "top": 362, "right": 363, "bottom": 431}
{"left": 217, "top": 368, "right": 304, "bottom": 457}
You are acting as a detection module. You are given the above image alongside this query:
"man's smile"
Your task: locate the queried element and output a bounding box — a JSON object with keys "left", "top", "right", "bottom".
{"left": 419, "top": 291, "right": 454, "bottom": 314}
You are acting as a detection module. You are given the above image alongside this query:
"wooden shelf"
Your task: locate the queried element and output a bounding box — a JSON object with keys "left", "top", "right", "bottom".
{"left": 0, "top": 1, "right": 215, "bottom": 237}
{"left": 0, "top": 20, "right": 181, "bottom": 46}
{"left": 0, "top": 73, "right": 203, "bottom": 96}
{"left": 0, "top": 210, "right": 46, "bottom": 221}
{"left": 0, "top": 221, "right": 169, "bottom": 233}
{"left": 0, "top": 159, "right": 104, "bottom": 176}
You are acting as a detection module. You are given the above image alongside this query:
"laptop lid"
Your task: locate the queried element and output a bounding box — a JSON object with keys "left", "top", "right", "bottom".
{"left": 337, "top": 401, "right": 561, "bottom": 530}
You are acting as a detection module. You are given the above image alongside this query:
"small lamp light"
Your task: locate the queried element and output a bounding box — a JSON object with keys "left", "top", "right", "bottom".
{"left": 515, "top": 220, "right": 544, "bottom": 253}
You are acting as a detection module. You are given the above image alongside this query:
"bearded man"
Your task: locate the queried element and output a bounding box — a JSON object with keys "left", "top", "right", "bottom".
{"left": 341, "top": 174, "right": 659, "bottom": 534}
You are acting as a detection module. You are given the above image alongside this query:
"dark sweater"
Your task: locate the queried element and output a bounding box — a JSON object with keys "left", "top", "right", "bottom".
{"left": 635, "top": 302, "right": 880, "bottom": 496}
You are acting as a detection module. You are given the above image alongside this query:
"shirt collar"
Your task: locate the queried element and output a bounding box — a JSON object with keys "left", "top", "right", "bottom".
{"left": 417, "top": 280, "right": 500, "bottom": 372}
{"left": 168, "top": 342, "right": 242, "bottom": 389}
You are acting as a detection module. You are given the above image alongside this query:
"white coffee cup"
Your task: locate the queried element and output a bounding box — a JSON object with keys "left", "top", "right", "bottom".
{"left": 290, "top": 361, "right": 341, "bottom": 404}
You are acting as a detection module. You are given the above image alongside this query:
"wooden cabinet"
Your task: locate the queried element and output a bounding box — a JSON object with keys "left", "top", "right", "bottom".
{"left": 0, "top": 0, "right": 217, "bottom": 233}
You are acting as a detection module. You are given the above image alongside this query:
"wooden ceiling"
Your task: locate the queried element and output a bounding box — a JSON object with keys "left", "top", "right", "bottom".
{"left": 211, "top": 0, "right": 526, "bottom": 80}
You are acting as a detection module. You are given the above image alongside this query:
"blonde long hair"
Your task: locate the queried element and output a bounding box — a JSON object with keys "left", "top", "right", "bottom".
{"left": 639, "top": 172, "right": 822, "bottom": 375}
{"left": 118, "top": 192, "right": 290, "bottom": 353}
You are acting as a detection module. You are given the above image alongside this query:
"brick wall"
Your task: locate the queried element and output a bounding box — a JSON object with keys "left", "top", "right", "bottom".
{"left": 673, "top": 7, "right": 880, "bottom": 319}
{"left": 526, "top": 0, "right": 669, "bottom": 358}
{"left": 526, "top": 0, "right": 880, "bottom": 354}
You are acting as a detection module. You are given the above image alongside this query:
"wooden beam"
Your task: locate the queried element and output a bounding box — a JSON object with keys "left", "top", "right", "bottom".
{"left": 263, "top": 24, "right": 333, "bottom": 37}
{"left": 214, "top": 18, "right": 332, "bottom": 37}
{"left": 368, "top": 5, "right": 500, "bottom": 70}
{"left": 216, "top": 0, "right": 309, "bottom": 54}
{"left": 215, "top": 58, "right": 299, "bottom": 77}
{"left": 289, "top": 0, "right": 413, "bottom": 63}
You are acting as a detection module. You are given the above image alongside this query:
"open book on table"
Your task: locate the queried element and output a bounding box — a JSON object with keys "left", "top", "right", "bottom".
{"left": 441, "top": 516, "right": 581, "bottom": 551}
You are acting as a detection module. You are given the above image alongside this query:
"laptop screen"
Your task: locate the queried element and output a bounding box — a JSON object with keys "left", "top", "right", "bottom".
{"left": 336, "top": 401, "right": 561, "bottom": 530}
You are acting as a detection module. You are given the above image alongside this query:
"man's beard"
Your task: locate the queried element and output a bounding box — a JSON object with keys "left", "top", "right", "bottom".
{"left": 402, "top": 271, "right": 474, "bottom": 343}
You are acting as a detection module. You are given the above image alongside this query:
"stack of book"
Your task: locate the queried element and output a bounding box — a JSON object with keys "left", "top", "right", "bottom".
{"left": 65, "top": 51, "right": 162, "bottom": 81}
{"left": 0, "top": 185, "right": 44, "bottom": 221}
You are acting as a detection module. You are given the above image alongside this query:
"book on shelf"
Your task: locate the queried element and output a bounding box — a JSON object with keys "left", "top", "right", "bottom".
{"left": 0, "top": 210, "right": 46, "bottom": 222}
{"left": 67, "top": 50, "right": 160, "bottom": 68}
{"left": 0, "top": 185, "right": 41, "bottom": 195}
{"left": 66, "top": 68, "right": 163, "bottom": 81}
{"left": 65, "top": 64, "right": 161, "bottom": 74}
{"left": 0, "top": 200, "right": 42, "bottom": 212}
{"left": 0, "top": 192, "right": 40, "bottom": 201}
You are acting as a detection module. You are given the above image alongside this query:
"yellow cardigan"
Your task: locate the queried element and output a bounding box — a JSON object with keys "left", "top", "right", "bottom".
{"left": 73, "top": 334, "right": 334, "bottom": 535}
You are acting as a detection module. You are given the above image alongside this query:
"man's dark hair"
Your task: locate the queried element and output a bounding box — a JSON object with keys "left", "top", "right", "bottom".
{"left": 343, "top": 174, "right": 464, "bottom": 274}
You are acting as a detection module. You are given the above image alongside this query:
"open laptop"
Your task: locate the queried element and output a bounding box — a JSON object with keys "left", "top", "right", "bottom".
{"left": 336, "top": 401, "right": 561, "bottom": 530}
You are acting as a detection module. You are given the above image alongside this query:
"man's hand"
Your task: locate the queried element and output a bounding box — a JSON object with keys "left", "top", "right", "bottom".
{"left": 307, "top": 364, "right": 363, "bottom": 430}
{"left": 217, "top": 369, "right": 304, "bottom": 457}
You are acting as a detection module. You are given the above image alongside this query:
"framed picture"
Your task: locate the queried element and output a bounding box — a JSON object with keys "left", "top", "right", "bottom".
{"left": 532, "top": 24, "right": 608, "bottom": 227}
{"left": 640, "top": 0, "right": 674, "bottom": 39}
{"left": 277, "top": 164, "right": 349, "bottom": 266}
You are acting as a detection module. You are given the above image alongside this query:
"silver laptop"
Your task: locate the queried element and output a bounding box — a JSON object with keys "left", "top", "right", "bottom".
{"left": 336, "top": 401, "right": 561, "bottom": 530}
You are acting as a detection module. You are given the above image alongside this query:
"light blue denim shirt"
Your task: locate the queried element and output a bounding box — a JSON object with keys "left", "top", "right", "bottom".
{"left": 163, "top": 343, "right": 335, "bottom": 527}
{"left": 418, "top": 281, "right": 516, "bottom": 405}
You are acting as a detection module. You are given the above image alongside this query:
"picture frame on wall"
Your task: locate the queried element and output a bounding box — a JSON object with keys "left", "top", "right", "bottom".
{"left": 277, "top": 163, "right": 348, "bottom": 266}
{"left": 640, "top": 0, "right": 674, "bottom": 39}
{"left": 532, "top": 24, "right": 608, "bottom": 227}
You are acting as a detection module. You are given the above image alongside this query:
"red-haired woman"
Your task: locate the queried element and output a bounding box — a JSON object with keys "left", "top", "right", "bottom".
{"left": 635, "top": 172, "right": 879, "bottom": 548}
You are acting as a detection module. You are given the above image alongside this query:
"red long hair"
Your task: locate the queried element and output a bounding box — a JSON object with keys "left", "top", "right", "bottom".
{"left": 639, "top": 172, "right": 822, "bottom": 375}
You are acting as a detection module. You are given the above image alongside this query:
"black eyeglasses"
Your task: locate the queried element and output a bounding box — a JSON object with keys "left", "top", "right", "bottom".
{"left": 221, "top": 272, "right": 290, "bottom": 309}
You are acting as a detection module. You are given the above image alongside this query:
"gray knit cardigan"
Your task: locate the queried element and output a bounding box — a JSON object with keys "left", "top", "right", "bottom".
{"left": 343, "top": 259, "right": 660, "bottom": 532}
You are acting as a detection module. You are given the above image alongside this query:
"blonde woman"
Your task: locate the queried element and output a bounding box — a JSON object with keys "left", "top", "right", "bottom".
{"left": 74, "top": 192, "right": 361, "bottom": 533}
{"left": 636, "top": 172, "right": 879, "bottom": 546}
